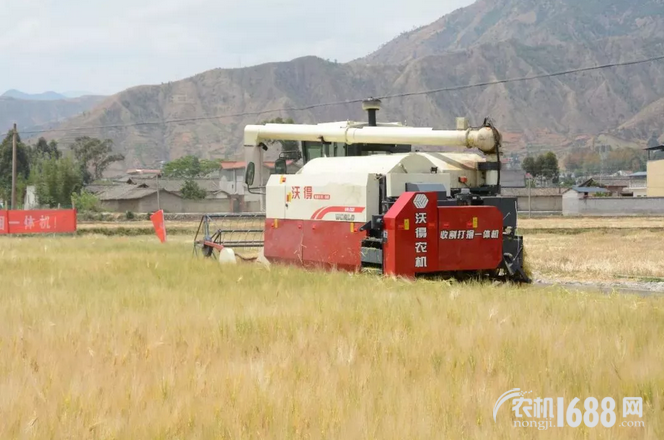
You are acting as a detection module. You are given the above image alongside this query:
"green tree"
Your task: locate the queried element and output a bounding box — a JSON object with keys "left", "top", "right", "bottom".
{"left": 522, "top": 151, "right": 559, "bottom": 183}
{"left": 164, "top": 156, "right": 190, "bottom": 177}
{"left": 180, "top": 179, "right": 206, "bottom": 200}
{"left": 70, "top": 136, "right": 124, "bottom": 183}
{"left": 33, "top": 156, "right": 84, "bottom": 207}
{"left": 521, "top": 156, "right": 540, "bottom": 177}
{"left": 31, "top": 137, "right": 61, "bottom": 161}
{"left": 0, "top": 130, "right": 30, "bottom": 204}
{"left": 71, "top": 189, "right": 101, "bottom": 212}
{"left": 539, "top": 152, "right": 560, "bottom": 182}
{"left": 199, "top": 159, "right": 221, "bottom": 176}
{"left": 164, "top": 155, "right": 200, "bottom": 178}
{"left": 162, "top": 156, "right": 220, "bottom": 178}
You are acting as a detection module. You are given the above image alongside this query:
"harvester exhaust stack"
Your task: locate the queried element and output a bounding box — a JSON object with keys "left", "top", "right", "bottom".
{"left": 363, "top": 97, "right": 381, "bottom": 127}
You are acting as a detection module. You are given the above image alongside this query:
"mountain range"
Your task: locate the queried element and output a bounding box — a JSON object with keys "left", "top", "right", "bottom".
{"left": 0, "top": 94, "right": 106, "bottom": 135}
{"left": 17, "top": 0, "right": 664, "bottom": 172}
{"left": 2, "top": 90, "right": 101, "bottom": 100}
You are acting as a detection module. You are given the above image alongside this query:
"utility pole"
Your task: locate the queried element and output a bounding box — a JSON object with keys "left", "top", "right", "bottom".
{"left": 599, "top": 144, "right": 604, "bottom": 186}
{"left": 528, "top": 177, "right": 532, "bottom": 219}
{"left": 156, "top": 161, "right": 164, "bottom": 211}
{"left": 156, "top": 172, "right": 161, "bottom": 211}
{"left": 11, "top": 123, "right": 17, "bottom": 210}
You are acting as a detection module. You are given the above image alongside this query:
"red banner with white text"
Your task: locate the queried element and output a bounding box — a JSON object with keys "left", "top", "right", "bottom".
{"left": 0, "top": 210, "right": 77, "bottom": 234}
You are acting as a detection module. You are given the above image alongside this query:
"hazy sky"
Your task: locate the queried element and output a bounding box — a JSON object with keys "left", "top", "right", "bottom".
{"left": 1, "top": 0, "right": 473, "bottom": 95}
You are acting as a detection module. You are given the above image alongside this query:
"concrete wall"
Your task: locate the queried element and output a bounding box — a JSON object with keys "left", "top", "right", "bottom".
{"left": 139, "top": 193, "right": 232, "bottom": 213}
{"left": 102, "top": 192, "right": 232, "bottom": 213}
{"left": 515, "top": 196, "right": 562, "bottom": 212}
{"left": 647, "top": 160, "right": 664, "bottom": 197}
{"left": 99, "top": 192, "right": 265, "bottom": 214}
{"left": 564, "top": 196, "right": 664, "bottom": 216}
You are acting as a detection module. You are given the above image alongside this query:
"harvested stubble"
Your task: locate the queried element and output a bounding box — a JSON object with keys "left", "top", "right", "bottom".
{"left": 525, "top": 230, "right": 664, "bottom": 282}
{"left": 518, "top": 216, "right": 664, "bottom": 230}
{"left": 0, "top": 236, "right": 663, "bottom": 439}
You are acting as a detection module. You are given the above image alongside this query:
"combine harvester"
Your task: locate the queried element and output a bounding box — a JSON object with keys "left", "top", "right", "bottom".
{"left": 194, "top": 99, "right": 530, "bottom": 283}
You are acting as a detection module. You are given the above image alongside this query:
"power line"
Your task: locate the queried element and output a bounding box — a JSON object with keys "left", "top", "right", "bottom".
{"left": 19, "top": 53, "right": 664, "bottom": 135}
{"left": 378, "top": 54, "right": 664, "bottom": 99}
{"left": 20, "top": 97, "right": 369, "bottom": 134}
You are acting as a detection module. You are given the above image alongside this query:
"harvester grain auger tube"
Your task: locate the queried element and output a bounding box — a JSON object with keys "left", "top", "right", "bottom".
{"left": 245, "top": 124, "right": 499, "bottom": 153}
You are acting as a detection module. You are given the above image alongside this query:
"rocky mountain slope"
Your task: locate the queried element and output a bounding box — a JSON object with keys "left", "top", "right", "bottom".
{"left": 33, "top": 58, "right": 403, "bottom": 171}
{"left": 359, "top": 0, "right": 664, "bottom": 65}
{"left": 28, "top": 0, "right": 664, "bottom": 171}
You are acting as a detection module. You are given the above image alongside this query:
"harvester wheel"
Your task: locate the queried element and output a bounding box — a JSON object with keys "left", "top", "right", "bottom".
{"left": 501, "top": 253, "right": 532, "bottom": 284}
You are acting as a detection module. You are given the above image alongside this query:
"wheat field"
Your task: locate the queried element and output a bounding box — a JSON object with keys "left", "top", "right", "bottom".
{"left": 1, "top": 234, "right": 663, "bottom": 439}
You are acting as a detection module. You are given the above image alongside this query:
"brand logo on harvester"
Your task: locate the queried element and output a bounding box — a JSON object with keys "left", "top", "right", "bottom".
{"left": 413, "top": 194, "right": 429, "bottom": 209}
{"left": 493, "top": 389, "right": 645, "bottom": 430}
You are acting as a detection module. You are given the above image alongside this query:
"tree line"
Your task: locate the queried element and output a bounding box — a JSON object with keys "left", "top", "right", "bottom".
{"left": 0, "top": 115, "right": 301, "bottom": 207}
{"left": 563, "top": 146, "right": 647, "bottom": 175}
{"left": 0, "top": 131, "right": 124, "bottom": 208}
{"left": 522, "top": 152, "right": 560, "bottom": 183}
{"left": 159, "top": 154, "right": 221, "bottom": 200}
{"left": 521, "top": 144, "right": 650, "bottom": 187}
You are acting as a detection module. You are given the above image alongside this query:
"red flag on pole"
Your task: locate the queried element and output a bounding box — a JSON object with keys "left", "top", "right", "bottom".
{"left": 150, "top": 209, "right": 167, "bottom": 243}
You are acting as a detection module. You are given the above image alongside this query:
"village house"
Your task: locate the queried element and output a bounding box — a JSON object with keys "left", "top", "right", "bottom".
{"left": 86, "top": 162, "right": 289, "bottom": 213}
{"left": 646, "top": 145, "right": 664, "bottom": 197}
{"left": 218, "top": 160, "right": 300, "bottom": 195}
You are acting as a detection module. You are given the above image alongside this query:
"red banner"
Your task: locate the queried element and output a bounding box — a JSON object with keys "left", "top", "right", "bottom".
{"left": 0, "top": 210, "right": 7, "bottom": 234}
{"left": 4, "top": 209, "right": 77, "bottom": 234}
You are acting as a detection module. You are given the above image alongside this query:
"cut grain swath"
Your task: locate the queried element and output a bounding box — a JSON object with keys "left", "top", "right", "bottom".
{"left": 193, "top": 212, "right": 265, "bottom": 261}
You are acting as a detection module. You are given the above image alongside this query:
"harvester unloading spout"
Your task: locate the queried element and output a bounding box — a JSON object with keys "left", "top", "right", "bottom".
{"left": 244, "top": 118, "right": 499, "bottom": 153}
{"left": 195, "top": 99, "right": 529, "bottom": 284}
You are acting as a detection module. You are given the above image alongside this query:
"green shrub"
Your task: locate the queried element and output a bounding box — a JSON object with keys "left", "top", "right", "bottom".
{"left": 71, "top": 190, "right": 102, "bottom": 212}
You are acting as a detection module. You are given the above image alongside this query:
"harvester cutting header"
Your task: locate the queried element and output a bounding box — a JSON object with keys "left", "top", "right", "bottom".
{"left": 198, "top": 98, "right": 529, "bottom": 283}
